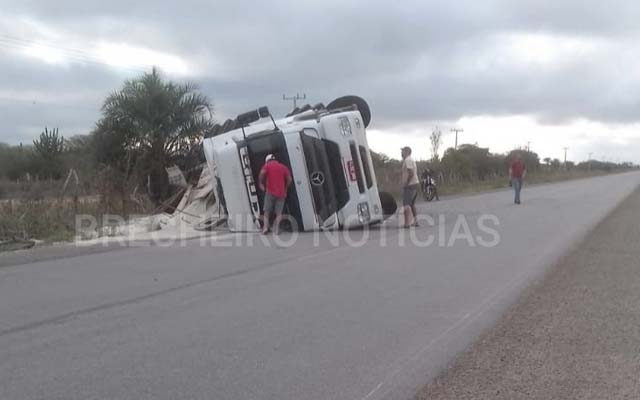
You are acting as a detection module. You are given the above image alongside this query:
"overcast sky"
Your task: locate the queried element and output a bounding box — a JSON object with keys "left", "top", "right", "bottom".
{"left": 1, "top": 0, "right": 640, "bottom": 163}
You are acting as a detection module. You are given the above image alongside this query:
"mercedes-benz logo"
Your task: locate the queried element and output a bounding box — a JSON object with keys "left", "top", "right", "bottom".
{"left": 310, "top": 171, "right": 325, "bottom": 186}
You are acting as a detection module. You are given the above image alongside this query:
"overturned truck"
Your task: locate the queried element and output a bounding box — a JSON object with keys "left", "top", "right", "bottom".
{"left": 202, "top": 95, "right": 397, "bottom": 232}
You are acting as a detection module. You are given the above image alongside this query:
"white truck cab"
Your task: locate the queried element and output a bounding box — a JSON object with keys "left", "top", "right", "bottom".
{"left": 202, "top": 96, "right": 389, "bottom": 232}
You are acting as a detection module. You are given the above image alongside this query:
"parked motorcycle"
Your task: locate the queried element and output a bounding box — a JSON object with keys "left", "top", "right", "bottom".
{"left": 420, "top": 171, "right": 439, "bottom": 202}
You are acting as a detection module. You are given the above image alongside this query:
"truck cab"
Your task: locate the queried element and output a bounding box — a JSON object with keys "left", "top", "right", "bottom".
{"left": 202, "top": 96, "right": 387, "bottom": 232}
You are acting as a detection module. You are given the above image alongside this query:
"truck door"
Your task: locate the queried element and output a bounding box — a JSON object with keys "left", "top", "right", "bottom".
{"left": 300, "top": 131, "right": 338, "bottom": 224}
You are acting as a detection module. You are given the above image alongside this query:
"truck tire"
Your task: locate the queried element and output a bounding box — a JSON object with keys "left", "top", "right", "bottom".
{"left": 327, "top": 95, "right": 371, "bottom": 128}
{"left": 379, "top": 191, "right": 397, "bottom": 219}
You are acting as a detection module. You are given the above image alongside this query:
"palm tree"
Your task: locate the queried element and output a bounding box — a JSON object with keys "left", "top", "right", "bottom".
{"left": 33, "top": 127, "right": 65, "bottom": 179}
{"left": 99, "top": 68, "right": 214, "bottom": 203}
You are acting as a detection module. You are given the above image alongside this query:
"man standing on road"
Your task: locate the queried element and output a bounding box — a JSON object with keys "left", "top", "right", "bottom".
{"left": 509, "top": 153, "right": 527, "bottom": 204}
{"left": 401, "top": 146, "right": 419, "bottom": 227}
{"left": 259, "top": 154, "right": 292, "bottom": 234}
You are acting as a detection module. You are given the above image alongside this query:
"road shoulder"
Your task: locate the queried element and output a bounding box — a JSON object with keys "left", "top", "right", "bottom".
{"left": 417, "top": 188, "right": 640, "bottom": 400}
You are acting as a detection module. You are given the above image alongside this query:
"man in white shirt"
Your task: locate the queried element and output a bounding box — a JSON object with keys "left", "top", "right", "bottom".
{"left": 401, "top": 146, "right": 419, "bottom": 227}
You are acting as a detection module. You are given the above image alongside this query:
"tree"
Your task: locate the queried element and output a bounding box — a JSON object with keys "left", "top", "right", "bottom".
{"left": 370, "top": 151, "right": 391, "bottom": 169}
{"left": 98, "top": 68, "right": 215, "bottom": 203}
{"left": 430, "top": 127, "right": 442, "bottom": 162}
{"left": 506, "top": 149, "right": 540, "bottom": 173}
{"left": 441, "top": 147, "right": 473, "bottom": 182}
{"left": 62, "top": 134, "right": 99, "bottom": 187}
{"left": 0, "top": 143, "right": 33, "bottom": 181}
{"left": 32, "top": 127, "right": 65, "bottom": 179}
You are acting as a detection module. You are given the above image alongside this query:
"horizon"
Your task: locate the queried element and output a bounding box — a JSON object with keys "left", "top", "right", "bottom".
{"left": 2, "top": 1, "right": 640, "bottom": 164}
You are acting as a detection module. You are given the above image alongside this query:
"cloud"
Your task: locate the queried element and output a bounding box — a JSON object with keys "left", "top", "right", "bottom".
{"left": 0, "top": 0, "right": 639, "bottom": 163}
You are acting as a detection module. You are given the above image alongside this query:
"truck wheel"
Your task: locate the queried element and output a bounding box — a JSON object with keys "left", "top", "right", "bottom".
{"left": 221, "top": 119, "right": 237, "bottom": 133}
{"left": 379, "top": 191, "right": 397, "bottom": 219}
{"left": 327, "top": 95, "right": 371, "bottom": 128}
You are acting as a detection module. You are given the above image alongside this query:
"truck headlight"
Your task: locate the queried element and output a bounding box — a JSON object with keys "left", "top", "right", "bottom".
{"left": 339, "top": 116, "right": 352, "bottom": 136}
{"left": 357, "top": 202, "right": 370, "bottom": 224}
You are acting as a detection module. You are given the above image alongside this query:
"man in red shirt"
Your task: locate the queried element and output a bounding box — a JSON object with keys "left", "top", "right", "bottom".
{"left": 509, "top": 153, "right": 527, "bottom": 204}
{"left": 258, "top": 154, "right": 292, "bottom": 234}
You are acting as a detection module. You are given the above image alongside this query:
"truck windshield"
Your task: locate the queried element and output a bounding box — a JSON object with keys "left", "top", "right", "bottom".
{"left": 323, "top": 139, "right": 349, "bottom": 210}
{"left": 349, "top": 142, "right": 365, "bottom": 193}
{"left": 359, "top": 145, "right": 373, "bottom": 189}
{"left": 300, "top": 132, "right": 338, "bottom": 223}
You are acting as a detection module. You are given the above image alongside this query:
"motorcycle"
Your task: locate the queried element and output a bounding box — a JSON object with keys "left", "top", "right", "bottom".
{"left": 421, "top": 174, "right": 439, "bottom": 202}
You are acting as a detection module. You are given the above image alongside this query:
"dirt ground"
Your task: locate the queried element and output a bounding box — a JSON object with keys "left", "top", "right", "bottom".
{"left": 417, "top": 188, "right": 640, "bottom": 400}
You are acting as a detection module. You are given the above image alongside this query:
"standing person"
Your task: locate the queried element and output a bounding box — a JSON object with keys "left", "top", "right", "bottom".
{"left": 401, "top": 146, "right": 419, "bottom": 227}
{"left": 258, "top": 154, "right": 292, "bottom": 234}
{"left": 509, "top": 153, "right": 527, "bottom": 204}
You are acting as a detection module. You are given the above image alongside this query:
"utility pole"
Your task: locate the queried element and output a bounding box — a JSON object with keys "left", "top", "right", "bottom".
{"left": 527, "top": 141, "right": 531, "bottom": 153}
{"left": 563, "top": 147, "right": 569, "bottom": 168}
{"left": 450, "top": 128, "right": 464, "bottom": 150}
{"left": 282, "top": 93, "right": 306, "bottom": 109}
{"left": 588, "top": 152, "right": 593, "bottom": 170}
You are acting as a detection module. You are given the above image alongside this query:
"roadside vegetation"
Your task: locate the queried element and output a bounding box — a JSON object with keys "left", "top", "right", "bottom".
{"left": 1, "top": 68, "right": 212, "bottom": 245}
{"left": 0, "top": 69, "right": 637, "bottom": 245}
{"left": 372, "top": 143, "right": 637, "bottom": 198}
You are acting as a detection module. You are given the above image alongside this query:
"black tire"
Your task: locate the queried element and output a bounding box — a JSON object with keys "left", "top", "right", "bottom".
{"left": 326, "top": 95, "right": 371, "bottom": 128}
{"left": 206, "top": 124, "right": 222, "bottom": 138}
{"left": 424, "top": 188, "right": 435, "bottom": 202}
{"left": 379, "top": 191, "right": 397, "bottom": 219}
{"left": 286, "top": 107, "right": 300, "bottom": 118}
{"left": 221, "top": 118, "right": 237, "bottom": 133}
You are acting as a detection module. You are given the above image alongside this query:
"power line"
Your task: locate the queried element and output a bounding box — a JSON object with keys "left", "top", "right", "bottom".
{"left": 0, "top": 34, "right": 148, "bottom": 68}
{"left": 0, "top": 37, "right": 95, "bottom": 62}
{"left": 0, "top": 42, "right": 148, "bottom": 74}
{"left": 0, "top": 96, "right": 102, "bottom": 112}
{"left": 0, "top": 34, "right": 160, "bottom": 117}
{"left": 0, "top": 34, "right": 150, "bottom": 74}
{"left": 0, "top": 34, "right": 103, "bottom": 60}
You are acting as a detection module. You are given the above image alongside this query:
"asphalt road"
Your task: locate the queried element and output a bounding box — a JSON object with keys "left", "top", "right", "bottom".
{"left": 1, "top": 172, "right": 639, "bottom": 400}
{"left": 418, "top": 185, "right": 640, "bottom": 399}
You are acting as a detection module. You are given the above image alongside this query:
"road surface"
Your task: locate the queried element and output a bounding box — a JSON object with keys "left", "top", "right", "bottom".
{"left": 1, "top": 172, "right": 639, "bottom": 400}
{"left": 418, "top": 186, "right": 640, "bottom": 399}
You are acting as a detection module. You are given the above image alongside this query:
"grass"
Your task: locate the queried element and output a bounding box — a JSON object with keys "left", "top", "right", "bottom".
{"left": 437, "top": 169, "right": 613, "bottom": 196}
{"left": 0, "top": 179, "right": 69, "bottom": 201}
{"left": 0, "top": 175, "right": 157, "bottom": 246}
{"left": 0, "top": 195, "right": 152, "bottom": 246}
{"left": 0, "top": 199, "right": 97, "bottom": 244}
{"left": 379, "top": 168, "right": 629, "bottom": 200}
{"left": 0, "top": 168, "right": 633, "bottom": 247}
